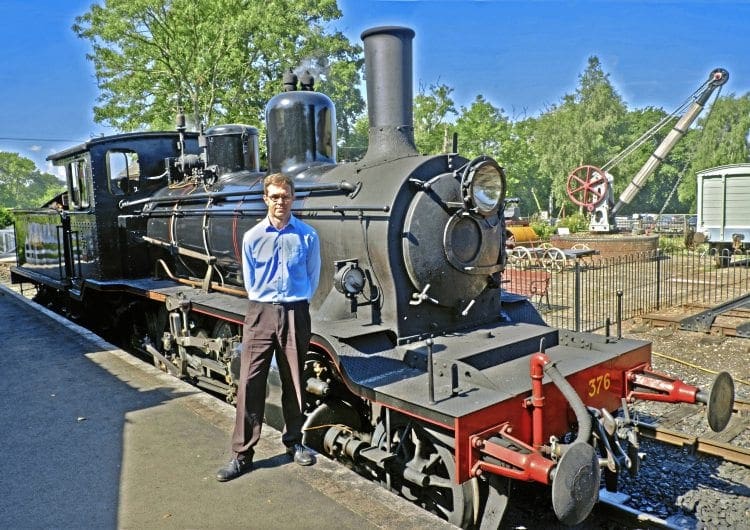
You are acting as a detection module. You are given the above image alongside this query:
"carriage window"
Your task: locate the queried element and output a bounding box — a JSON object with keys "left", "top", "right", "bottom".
{"left": 67, "top": 158, "right": 90, "bottom": 209}
{"left": 107, "top": 150, "right": 141, "bottom": 195}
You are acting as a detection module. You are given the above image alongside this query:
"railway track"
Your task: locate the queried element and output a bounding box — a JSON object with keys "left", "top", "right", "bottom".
{"left": 642, "top": 298, "right": 750, "bottom": 338}
{"left": 634, "top": 399, "right": 750, "bottom": 467}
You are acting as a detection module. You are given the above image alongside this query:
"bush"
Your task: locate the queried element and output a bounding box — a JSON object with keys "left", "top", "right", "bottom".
{"left": 0, "top": 207, "right": 14, "bottom": 229}
{"left": 556, "top": 212, "right": 589, "bottom": 233}
{"left": 658, "top": 236, "right": 685, "bottom": 254}
{"left": 529, "top": 218, "right": 556, "bottom": 240}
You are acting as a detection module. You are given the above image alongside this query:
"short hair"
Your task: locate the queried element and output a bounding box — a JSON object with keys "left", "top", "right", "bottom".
{"left": 263, "top": 173, "right": 295, "bottom": 194}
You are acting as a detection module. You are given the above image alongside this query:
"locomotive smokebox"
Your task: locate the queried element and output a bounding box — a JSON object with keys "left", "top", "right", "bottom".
{"left": 361, "top": 26, "right": 418, "bottom": 161}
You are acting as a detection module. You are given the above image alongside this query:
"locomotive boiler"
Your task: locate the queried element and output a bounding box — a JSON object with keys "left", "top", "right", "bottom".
{"left": 11, "top": 26, "right": 736, "bottom": 528}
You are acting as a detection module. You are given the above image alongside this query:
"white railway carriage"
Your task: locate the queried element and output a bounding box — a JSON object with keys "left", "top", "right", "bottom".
{"left": 695, "top": 163, "right": 750, "bottom": 266}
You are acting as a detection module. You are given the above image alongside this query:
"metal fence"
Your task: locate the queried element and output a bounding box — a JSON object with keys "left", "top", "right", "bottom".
{"left": 504, "top": 247, "right": 750, "bottom": 332}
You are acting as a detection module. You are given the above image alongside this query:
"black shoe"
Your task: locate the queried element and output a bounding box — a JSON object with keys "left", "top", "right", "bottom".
{"left": 216, "top": 457, "right": 253, "bottom": 482}
{"left": 286, "top": 443, "right": 313, "bottom": 466}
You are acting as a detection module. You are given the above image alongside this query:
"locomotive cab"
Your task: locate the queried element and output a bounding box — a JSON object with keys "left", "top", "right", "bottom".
{"left": 11, "top": 132, "right": 200, "bottom": 292}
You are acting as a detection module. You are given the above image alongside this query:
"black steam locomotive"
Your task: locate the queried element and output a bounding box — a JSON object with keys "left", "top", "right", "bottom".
{"left": 11, "top": 27, "right": 735, "bottom": 527}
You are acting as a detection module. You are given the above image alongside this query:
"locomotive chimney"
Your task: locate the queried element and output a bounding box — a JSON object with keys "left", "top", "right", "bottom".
{"left": 361, "top": 26, "right": 418, "bottom": 161}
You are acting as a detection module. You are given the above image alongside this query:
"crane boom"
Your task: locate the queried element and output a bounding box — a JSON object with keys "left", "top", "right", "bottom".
{"left": 611, "top": 68, "right": 728, "bottom": 215}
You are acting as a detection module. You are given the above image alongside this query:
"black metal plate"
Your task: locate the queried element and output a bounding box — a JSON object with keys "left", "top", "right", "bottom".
{"left": 707, "top": 371, "right": 735, "bottom": 432}
{"left": 551, "top": 442, "right": 600, "bottom": 526}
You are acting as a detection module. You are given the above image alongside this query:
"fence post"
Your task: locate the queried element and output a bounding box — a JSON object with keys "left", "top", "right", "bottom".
{"left": 656, "top": 248, "right": 661, "bottom": 311}
{"left": 573, "top": 260, "right": 581, "bottom": 332}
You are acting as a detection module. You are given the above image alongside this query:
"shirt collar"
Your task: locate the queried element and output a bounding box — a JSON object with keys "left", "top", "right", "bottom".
{"left": 263, "top": 213, "right": 297, "bottom": 232}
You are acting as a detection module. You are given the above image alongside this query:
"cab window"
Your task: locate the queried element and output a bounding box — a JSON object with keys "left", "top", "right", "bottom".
{"left": 107, "top": 150, "right": 141, "bottom": 195}
{"left": 66, "top": 158, "right": 90, "bottom": 209}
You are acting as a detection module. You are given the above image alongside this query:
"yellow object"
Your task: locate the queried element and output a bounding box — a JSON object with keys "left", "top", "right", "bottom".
{"left": 507, "top": 226, "right": 539, "bottom": 244}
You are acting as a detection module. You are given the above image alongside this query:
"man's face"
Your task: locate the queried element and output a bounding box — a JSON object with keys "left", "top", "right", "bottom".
{"left": 264, "top": 183, "right": 294, "bottom": 225}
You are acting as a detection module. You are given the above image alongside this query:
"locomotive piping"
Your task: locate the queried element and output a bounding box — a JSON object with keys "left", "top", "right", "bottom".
{"left": 118, "top": 181, "right": 358, "bottom": 210}
{"left": 543, "top": 361, "right": 593, "bottom": 448}
{"left": 360, "top": 26, "right": 419, "bottom": 162}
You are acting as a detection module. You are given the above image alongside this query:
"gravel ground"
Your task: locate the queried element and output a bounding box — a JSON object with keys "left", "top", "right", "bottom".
{"left": 613, "top": 317, "right": 750, "bottom": 529}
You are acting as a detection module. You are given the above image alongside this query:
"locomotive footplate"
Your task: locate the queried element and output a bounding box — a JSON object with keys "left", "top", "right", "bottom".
{"left": 326, "top": 322, "right": 649, "bottom": 423}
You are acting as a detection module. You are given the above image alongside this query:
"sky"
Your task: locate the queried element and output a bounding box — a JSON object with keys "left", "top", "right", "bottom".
{"left": 1, "top": 0, "right": 749, "bottom": 173}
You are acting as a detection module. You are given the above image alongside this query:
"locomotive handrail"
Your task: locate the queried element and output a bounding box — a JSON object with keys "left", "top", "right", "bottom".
{"left": 118, "top": 181, "right": 359, "bottom": 209}
{"left": 129, "top": 205, "right": 391, "bottom": 218}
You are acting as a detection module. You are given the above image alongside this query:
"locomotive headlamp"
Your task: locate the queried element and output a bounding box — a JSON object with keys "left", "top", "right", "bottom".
{"left": 461, "top": 157, "right": 506, "bottom": 217}
{"left": 333, "top": 260, "right": 366, "bottom": 297}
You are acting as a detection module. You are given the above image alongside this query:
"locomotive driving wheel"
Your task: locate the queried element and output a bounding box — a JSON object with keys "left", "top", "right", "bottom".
{"left": 566, "top": 165, "right": 609, "bottom": 211}
{"left": 372, "top": 419, "right": 477, "bottom": 528}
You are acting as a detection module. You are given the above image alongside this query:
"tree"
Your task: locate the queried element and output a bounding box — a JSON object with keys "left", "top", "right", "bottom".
{"left": 453, "top": 96, "right": 532, "bottom": 202}
{"left": 73, "top": 0, "right": 364, "bottom": 146}
{"left": 0, "top": 152, "right": 65, "bottom": 209}
{"left": 0, "top": 207, "right": 13, "bottom": 228}
{"left": 531, "top": 57, "right": 629, "bottom": 214}
{"left": 413, "top": 82, "right": 456, "bottom": 154}
{"left": 678, "top": 94, "right": 750, "bottom": 209}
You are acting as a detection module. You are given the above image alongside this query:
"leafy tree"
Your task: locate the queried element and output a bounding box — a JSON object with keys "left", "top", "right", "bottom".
{"left": 413, "top": 82, "right": 456, "bottom": 153}
{"left": 338, "top": 113, "right": 369, "bottom": 162}
{"left": 454, "top": 95, "right": 511, "bottom": 159}
{"left": 0, "top": 152, "right": 64, "bottom": 209}
{"left": 453, "top": 96, "right": 535, "bottom": 204}
{"left": 531, "top": 56, "right": 628, "bottom": 214}
{"left": 0, "top": 207, "right": 13, "bottom": 228}
{"left": 678, "top": 93, "right": 750, "bottom": 209}
{"left": 73, "top": 0, "right": 363, "bottom": 146}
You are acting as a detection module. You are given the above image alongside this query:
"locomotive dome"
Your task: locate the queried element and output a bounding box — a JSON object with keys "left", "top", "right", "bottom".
{"left": 265, "top": 88, "right": 336, "bottom": 175}
{"left": 204, "top": 124, "right": 260, "bottom": 176}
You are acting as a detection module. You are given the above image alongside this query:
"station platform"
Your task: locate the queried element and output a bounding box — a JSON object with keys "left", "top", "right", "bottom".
{"left": 0, "top": 284, "right": 454, "bottom": 529}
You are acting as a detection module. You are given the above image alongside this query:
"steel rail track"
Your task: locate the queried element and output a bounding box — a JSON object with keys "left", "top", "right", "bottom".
{"left": 635, "top": 418, "right": 750, "bottom": 467}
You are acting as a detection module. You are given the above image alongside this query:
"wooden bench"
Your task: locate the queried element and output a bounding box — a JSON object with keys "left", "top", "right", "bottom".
{"left": 503, "top": 268, "right": 551, "bottom": 308}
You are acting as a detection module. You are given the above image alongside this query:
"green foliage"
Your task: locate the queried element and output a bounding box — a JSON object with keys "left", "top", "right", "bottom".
{"left": 0, "top": 152, "right": 65, "bottom": 209}
{"left": 413, "top": 82, "right": 457, "bottom": 153}
{"left": 530, "top": 57, "right": 628, "bottom": 211}
{"left": 70, "top": 5, "right": 750, "bottom": 220}
{"left": 557, "top": 212, "right": 589, "bottom": 233}
{"left": 0, "top": 206, "right": 14, "bottom": 228}
{"left": 678, "top": 94, "right": 750, "bottom": 209}
{"left": 529, "top": 218, "right": 556, "bottom": 240}
{"left": 73, "top": 0, "right": 364, "bottom": 148}
{"left": 658, "top": 235, "right": 686, "bottom": 253}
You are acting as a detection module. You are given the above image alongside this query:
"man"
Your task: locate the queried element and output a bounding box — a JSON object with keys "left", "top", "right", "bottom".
{"left": 216, "top": 172, "right": 321, "bottom": 482}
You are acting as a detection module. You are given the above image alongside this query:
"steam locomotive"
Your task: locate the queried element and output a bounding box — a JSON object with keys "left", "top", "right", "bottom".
{"left": 11, "top": 27, "right": 735, "bottom": 527}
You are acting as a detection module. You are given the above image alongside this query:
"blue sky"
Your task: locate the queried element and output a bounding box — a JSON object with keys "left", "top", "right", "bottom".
{"left": 2, "top": 0, "right": 749, "bottom": 172}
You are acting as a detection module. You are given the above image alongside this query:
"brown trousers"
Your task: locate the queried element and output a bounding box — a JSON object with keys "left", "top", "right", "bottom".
{"left": 231, "top": 300, "right": 311, "bottom": 460}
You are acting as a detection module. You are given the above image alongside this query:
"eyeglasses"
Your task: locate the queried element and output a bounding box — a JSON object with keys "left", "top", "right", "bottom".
{"left": 266, "top": 194, "right": 293, "bottom": 203}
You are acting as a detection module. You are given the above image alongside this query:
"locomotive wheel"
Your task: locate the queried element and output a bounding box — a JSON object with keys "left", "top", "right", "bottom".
{"left": 372, "top": 420, "right": 476, "bottom": 528}
{"left": 541, "top": 248, "right": 566, "bottom": 272}
{"left": 566, "top": 165, "right": 608, "bottom": 211}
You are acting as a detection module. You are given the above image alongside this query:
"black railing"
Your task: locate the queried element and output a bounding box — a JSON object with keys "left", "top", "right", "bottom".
{"left": 504, "top": 248, "right": 750, "bottom": 332}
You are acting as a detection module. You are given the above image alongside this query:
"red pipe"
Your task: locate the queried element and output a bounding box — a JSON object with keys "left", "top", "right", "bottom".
{"left": 469, "top": 423, "right": 554, "bottom": 484}
{"left": 529, "top": 352, "right": 549, "bottom": 449}
{"left": 627, "top": 366, "right": 699, "bottom": 403}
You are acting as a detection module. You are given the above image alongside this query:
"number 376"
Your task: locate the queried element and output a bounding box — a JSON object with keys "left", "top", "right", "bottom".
{"left": 588, "top": 373, "right": 611, "bottom": 397}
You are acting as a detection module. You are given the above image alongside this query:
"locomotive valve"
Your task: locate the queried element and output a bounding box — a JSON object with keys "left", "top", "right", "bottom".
{"left": 409, "top": 284, "right": 439, "bottom": 306}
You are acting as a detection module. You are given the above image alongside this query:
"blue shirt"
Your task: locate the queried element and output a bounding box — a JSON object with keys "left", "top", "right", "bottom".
{"left": 241, "top": 214, "right": 321, "bottom": 303}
